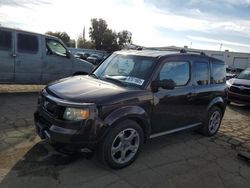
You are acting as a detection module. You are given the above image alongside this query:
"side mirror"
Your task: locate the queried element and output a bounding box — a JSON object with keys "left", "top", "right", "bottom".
{"left": 151, "top": 79, "right": 175, "bottom": 92}
{"left": 66, "top": 51, "right": 71, "bottom": 58}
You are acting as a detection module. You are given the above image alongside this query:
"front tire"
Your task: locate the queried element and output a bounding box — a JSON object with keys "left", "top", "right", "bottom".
{"left": 202, "top": 106, "right": 222, "bottom": 136}
{"left": 98, "top": 120, "right": 143, "bottom": 169}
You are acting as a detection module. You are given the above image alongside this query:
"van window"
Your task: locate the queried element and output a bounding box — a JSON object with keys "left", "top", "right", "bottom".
{"left": 17, "top": 33, "right": 38, "bottom": 54}
{"left": 193, "top": 62, "right": 209, "bottom": 85}
{"left": 0, "top": 30, "right": 11, "bottom": 51}
{"left": 159, "top": 61, "right": 190, "bottom": 86}
{"left": 211, "top": 63, "right": 226, "bottom": 84}
{"left": 46, "top": 39, "right": 67, "bottom": 57}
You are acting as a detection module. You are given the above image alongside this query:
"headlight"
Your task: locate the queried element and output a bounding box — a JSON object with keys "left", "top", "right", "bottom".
{"left": 63, "top": 107, "right": 89, "bottom": 121}
{"left": 226, "top": 79, "right": 233, "bottom": 87}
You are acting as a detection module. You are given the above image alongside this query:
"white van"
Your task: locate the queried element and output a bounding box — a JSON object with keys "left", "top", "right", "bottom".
{"left": 0, "top": 27, "right": 94, "bottom": 84}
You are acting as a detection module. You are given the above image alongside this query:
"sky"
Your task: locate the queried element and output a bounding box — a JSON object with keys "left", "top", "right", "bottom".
{"left": 1, "top": 0, "right": 250, "bottom": 52}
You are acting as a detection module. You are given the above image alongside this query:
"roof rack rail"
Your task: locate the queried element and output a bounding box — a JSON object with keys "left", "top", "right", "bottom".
{"left": 135, "top": 46, "right": 207, "bottom": 56}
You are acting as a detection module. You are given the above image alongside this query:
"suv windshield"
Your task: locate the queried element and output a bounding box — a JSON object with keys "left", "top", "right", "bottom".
{"left": 93, "top": 53, "right": 155, "bottom": 88}
{"left": 237, "top": 69, "right": 250, "bottom": 80}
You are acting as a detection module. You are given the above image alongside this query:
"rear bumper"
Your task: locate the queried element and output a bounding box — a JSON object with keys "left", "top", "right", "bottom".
{"left": 227, "top": 90, "right": 250, "bottom": 105}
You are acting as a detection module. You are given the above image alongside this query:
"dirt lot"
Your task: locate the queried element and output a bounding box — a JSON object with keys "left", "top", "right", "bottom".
{"left": 0, "top": 91, "right": 249, "bottom": 188}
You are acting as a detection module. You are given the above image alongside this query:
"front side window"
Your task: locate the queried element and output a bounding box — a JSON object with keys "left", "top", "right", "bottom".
{"left": 0, "top": 30, "right": 12, "bottom": 51}
{"left": 17, "top": 33, "right": 38, "bottom": 54}
{"left": 211, "top": 63, "right": 226, "bottom": 84}
{"left": 193, "top": 62, "right": 209, "bottom": 85}
{"left": 46, "top": 39, "right": 67, "bottom": 57}
{"left": 159, "top": 61, "right": 190, "bottom": 86}
{"left": 94, "top": 53, "right": 155, "bottom": 88}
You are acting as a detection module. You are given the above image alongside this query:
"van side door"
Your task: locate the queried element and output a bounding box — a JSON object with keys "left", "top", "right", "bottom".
{"left": 15, "top": 32, "right": 42, "bottom": 83}
{"left": 41, "top": 37, "right": 72, "bottom": 83}
{"left": 0, "top": 29, "right": 15, "bottom": 83}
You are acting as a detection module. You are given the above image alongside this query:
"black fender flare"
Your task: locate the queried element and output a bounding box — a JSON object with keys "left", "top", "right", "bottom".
{"left": 207, "top": 96, "right": 226, "bottom": 116}
{"left": 103, "top": 105, "right": 151, "bottom": 140}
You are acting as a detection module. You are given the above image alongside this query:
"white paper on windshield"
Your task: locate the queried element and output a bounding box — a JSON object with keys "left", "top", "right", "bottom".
{"left": 125, "top": 76, "right": 144, "bottom": 86}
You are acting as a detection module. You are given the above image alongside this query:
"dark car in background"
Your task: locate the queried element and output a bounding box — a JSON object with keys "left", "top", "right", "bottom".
{"left": 86, "top": 54, "right": 105, "bottom": 65}
{"left": 226, "top": 68, "right": 250, "bottom": 105}
{"left": 74, "top": 52, "right": 90, "bottom": 60}
{"left": 34, "top": 50, "right": 227, "bottom": 169}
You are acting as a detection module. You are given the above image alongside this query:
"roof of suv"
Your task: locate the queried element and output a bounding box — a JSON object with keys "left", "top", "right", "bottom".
{"left": 116, "top": 50, "right": 224, "bottom": 63}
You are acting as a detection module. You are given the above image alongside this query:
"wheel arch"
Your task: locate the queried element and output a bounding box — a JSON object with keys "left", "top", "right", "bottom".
{"left": 207, "top": 96, "right": 226, "bottom": 116}
{"left": 104, "top": 106, "right": 151, "bottom": 142}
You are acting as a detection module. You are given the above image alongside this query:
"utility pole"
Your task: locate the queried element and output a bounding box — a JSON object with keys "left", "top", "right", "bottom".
{"left": 219, "top": 43, "right": 223, "bottom": 51}
{"left": 83, "top": 26, "right": 85, "bottom": 41}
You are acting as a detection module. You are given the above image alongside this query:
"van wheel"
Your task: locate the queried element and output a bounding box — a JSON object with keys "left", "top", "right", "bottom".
{"left": 98, "top": 120, "right": 143, "bottom": 169}
{"left": 202, "top": 106, "right": 222, "bottom": 137}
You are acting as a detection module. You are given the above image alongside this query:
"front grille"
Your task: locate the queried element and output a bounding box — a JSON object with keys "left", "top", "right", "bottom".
{"left": 233, "top": 83, "right": 250, "bottom": 88}
{"left": 41, "top": 96, "right": 65, "bottom": 119}
{"left": 230, "top": 85, "right": 250, "bottom": 95}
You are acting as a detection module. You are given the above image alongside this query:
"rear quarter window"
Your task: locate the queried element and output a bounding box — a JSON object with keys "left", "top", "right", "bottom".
{"left": 211, "top": 63, "right": 226, "bottom": 84}
{"left": 193, "top": 61, "right": 209, "bottom": 85}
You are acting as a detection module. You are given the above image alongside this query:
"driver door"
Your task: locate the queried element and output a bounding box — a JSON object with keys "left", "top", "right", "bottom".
{"left": 41, "top": 37, "right": 73, "bottom": 83}
{"left": 151, "top": 58, "right": 197, "bottom": 134}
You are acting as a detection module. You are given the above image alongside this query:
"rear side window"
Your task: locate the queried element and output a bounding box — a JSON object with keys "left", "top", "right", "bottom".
{"left": 211, "top": 63, "right": 226, "bottom": 84}
{"left": 159, "top": 61, "right": 190, "bottom": 86}
{"left": 193, "top": 61, "right": 209, "bottom": 85}
{"left": 17, "top": 33, "right": 38, "bottom": 54}
{"left": 0, "top": 30, "right": 12, "bottom": 51}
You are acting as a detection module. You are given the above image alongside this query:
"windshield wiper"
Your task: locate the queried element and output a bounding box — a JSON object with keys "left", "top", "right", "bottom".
{"left": 103, "top": 77, "right": 125, "bottom": 86}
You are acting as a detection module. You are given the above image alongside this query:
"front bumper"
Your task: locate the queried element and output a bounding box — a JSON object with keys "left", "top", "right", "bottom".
{"left": 227, "top": 90, "right": 250, "bottom": 105}
{"left": 34, "top": 91, "right": 107, "bottom": 150}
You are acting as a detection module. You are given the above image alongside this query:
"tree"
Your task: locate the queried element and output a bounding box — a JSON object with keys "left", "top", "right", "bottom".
{"left": 45, "top": 31, "right": 74, "bottom": 47}
{"left": 102, "top": 29, "right": 119, "bottom": 53}
{"left": 77, "top": 36, "right": 94, "bottom": 49}
{"left": 89, "top": 18, "right": 133, "bottom": 52}
{"left": 118, "top": 30, "right": 132, "bottom": 48}
{"left": 69, "top": 39, "right": 76, "bottom": 48}
{"left": 89, "top": 18, "right": 108, "bottom": 50}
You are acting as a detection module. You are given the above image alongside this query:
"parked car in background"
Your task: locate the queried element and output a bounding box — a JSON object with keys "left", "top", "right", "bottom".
{"left": 226, "top": 65, "right": 237, "bottom": 80}
{"left": 74, "top": 52, "right": 90, "bottom": 60}
{"left": 34, "top": 50, "right": 226, "bottom": 169}
{"left": 0, "top": 27, "right": 94, "bottom": 84}
{"left": 86, "top": 54, "right": 104, "bottom": 65}
{"left": 226, "top": 68, "right": 250, "bottom": 105}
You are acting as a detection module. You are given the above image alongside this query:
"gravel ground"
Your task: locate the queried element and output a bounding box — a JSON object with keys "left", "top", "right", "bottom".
{"left": 0, "top": 85, "right": 45, "bottom": 93}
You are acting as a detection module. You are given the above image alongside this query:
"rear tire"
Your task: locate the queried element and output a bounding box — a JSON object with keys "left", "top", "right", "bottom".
{"left": 98, "top": 120, "right": 143, "bottom": 169}
{"left": 201, "top": 106, "right": 222, "bottom": 137}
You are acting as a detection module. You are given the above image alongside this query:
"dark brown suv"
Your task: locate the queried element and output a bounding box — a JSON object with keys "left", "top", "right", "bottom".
{"left": 34, "top": 50, "right": 227, "bottom": 169}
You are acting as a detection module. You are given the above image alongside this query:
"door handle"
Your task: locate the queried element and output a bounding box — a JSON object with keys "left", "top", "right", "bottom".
{"left": 11, "top": 53, "right": 17, "bottom": 57}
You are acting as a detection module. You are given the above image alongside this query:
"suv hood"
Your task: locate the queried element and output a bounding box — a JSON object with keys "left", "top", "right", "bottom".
{"left": 46, "top": 76, "right": 149, "bottom": 105}
{"left": 231, "top": 78, "right": 250, "bottom": 87}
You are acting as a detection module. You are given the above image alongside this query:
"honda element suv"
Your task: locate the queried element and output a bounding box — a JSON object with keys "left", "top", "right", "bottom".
{"left": 34, "top": 50, "right": 227, "bottom": 169}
